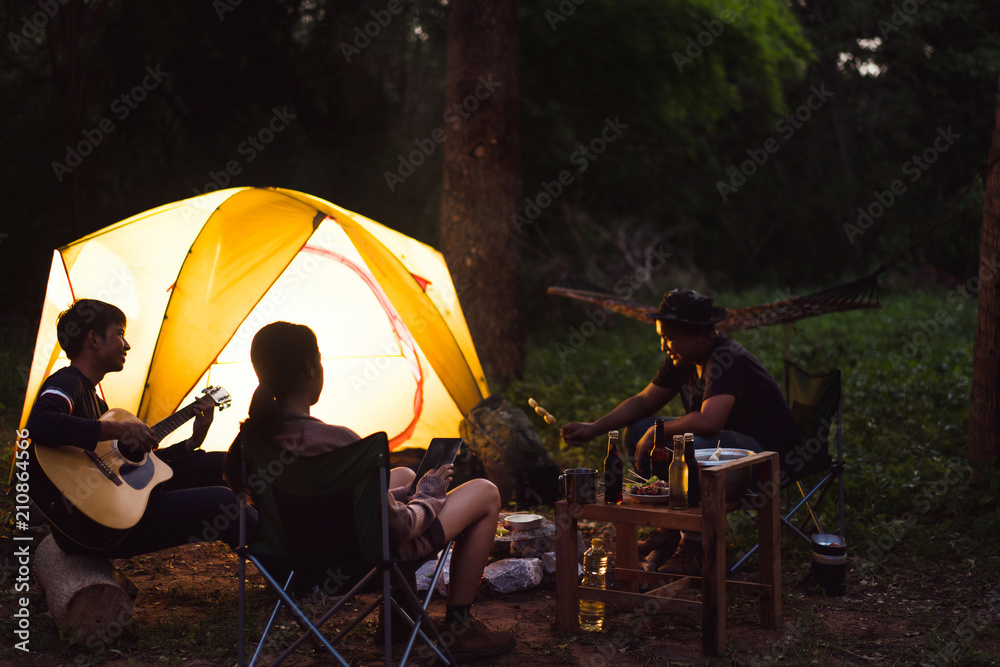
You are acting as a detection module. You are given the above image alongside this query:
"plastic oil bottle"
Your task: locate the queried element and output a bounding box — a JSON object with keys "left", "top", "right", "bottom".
{"left": 579, "top": 537, "right": 607, "bottom": 631}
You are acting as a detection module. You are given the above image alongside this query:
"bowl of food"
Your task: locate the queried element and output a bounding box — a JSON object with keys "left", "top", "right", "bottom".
{"left": 694, "top": 448, "right": 755, "bottom": 502}
{"left": 504, "top": 513, "right": 543, "bottom": 531}
{"left": 624, "top": 479, "right": 670, "bottom": 504}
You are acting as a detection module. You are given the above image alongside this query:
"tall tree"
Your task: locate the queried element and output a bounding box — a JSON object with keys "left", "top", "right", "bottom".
{"left": 968, "top": 72, "right": 1000, "bottom": 468}
{"left": 440, "top": 0, "right": 523, "bottom": 388}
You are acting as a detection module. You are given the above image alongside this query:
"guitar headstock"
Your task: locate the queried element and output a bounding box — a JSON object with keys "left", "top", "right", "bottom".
{"left": 201, "top": 386, "right": 233, "bottom": 411}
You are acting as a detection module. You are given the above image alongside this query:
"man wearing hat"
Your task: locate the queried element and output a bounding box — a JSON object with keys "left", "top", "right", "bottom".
{"left": 561, "top": 289, "right": 799, "bottom": 575}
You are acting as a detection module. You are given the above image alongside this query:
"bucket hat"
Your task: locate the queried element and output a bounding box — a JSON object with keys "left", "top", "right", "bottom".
{"left": 645, "top": 289, "right": 727, "bottom": 325}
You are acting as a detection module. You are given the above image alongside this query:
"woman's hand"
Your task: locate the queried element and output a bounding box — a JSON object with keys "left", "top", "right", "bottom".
{"left": 425, "top": 463, "right": 455, "bottom": 485}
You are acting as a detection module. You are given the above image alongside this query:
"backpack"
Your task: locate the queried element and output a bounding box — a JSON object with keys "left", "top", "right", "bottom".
{"left": 458, "top": 395, "right": 561, "bottom": 508}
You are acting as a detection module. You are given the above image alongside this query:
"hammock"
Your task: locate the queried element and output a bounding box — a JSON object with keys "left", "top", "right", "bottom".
{"left": 548, "top": 154, "right": 992, "bottom": 331}
{"left": 547, "top": 271, "right": 882, "bottom": 332}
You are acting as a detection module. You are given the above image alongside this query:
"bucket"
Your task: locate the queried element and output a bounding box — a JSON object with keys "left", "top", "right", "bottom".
{"left": 809, "top": 533, "right": 847, "bottom": 596}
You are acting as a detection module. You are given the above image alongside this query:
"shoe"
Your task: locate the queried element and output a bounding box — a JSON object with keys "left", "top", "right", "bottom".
{"left": 374, "top": 598, "right": 425, "bottom": 645}
{"left": 641, "top": 549, "right": 672, "bottom": 572}
{"left": 657, "top": 540, "right": 703, "bottom": 576}
{"left": 436, "top": 615, "right": 516, "bottom": 662}
{"left": 637, "top": 528, "right": 680, "bottom": 560}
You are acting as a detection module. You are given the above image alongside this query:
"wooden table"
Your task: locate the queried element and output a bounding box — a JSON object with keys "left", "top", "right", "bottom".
{"left": 554, "top": 451, "right": 781, "bottom": 656}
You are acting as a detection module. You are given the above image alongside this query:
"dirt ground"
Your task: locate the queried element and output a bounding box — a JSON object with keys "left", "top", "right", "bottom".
{"left": 3, "top": 521, "right": 998, "bottom": 667}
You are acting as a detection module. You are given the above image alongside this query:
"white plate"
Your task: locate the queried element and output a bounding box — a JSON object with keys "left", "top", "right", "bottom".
{"left": 624, "top": 491, "right": 671, "bottom": 504}
{"left": 504, "top": 513, "right": 544, "bottom": 530}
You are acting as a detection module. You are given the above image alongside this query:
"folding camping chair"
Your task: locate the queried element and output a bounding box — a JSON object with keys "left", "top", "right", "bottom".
{"left": 236, "top": 430, "right": 457, "bottom": 667}
{"left": 729, "top": 360, "right": 845, "bottom": 575}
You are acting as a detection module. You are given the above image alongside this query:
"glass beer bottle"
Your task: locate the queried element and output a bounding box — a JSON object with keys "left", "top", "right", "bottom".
{"left": 669, "top": 434, "right": 689, "bottom": 510}
{"left": 603, "top": 430, "right": 624, "bottom": 504}
{"left": 649, "top": 418, "right": 670, "bottom": 481}
{"left": 683, "top": 432, "right": 700, "bottom": 507}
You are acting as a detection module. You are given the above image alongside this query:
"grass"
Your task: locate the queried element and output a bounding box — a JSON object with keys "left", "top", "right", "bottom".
{"left": 505, "top": 283, "right": 998, "bottom": 663}
{"left": 508, "top": 285, "right": 990, "bottom": 552}
{"left": 1, "top": 284, "right": 997, "bottom": 664}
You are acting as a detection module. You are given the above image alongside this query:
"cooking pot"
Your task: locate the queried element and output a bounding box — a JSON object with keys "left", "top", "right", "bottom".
{"left": 694, "top": 448, "right": 754, "bottom": 502}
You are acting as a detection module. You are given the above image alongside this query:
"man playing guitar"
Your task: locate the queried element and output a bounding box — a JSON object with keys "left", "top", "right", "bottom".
{"left": 26, "top": 299, "right": 257, "bottom": 556}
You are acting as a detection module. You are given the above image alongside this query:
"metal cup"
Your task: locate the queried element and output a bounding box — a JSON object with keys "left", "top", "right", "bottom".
{"left": 558, "top": 468, "right": 599, "bottom": 504}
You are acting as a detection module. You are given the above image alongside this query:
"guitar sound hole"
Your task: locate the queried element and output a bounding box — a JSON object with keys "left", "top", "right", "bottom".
{"left": 117, "top": 439, "right": 146, "bottom": 464}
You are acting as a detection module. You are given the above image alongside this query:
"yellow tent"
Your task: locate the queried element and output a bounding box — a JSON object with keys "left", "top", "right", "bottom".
{"left": 19, "top": 187, "right": 490, "bottom": 452}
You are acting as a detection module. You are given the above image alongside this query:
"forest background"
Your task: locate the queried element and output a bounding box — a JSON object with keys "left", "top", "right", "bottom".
{"left": 1, "top": 2, "right": 999, "bottom": 664}
{"left": 0, "top": 0, "right": 995, "bottom": 349}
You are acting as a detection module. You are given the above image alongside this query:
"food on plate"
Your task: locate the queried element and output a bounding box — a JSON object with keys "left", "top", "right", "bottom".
{"left": 626, "top": 477, "right": 669, "bottom": 496}
{"left": 710, "top": 440, "right": 722, "bottom": 461}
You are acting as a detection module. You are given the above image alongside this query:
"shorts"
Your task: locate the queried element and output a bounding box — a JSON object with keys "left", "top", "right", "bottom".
{"left": 403, "top": 518, "right": 449, "bottom": 561}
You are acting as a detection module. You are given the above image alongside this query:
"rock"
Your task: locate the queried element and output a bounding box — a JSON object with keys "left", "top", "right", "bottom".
{"left": 540, "top": 552, "right": 557, "bottom": 575}
{"left": 484, "top": 558, "right": 543, "bottom": 593}
{"left": 414, "top": 547, "right": 452, "bottom": 598}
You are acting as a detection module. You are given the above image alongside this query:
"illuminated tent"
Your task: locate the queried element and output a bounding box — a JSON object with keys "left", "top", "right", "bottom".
{"left": 19, "top": 187, "right": 490, "bottom": 452}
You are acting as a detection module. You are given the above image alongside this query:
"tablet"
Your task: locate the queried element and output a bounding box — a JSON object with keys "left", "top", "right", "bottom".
{"left": 411, "top": 437, "right": 463, "bottom": 488}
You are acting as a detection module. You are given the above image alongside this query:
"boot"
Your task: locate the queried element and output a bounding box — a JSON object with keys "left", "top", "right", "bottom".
{"left": 642, "top": 549, "right": 673, "bottom": 572}
{"left": 657, "top": 539, "right": 703, "bottom": 576}
{"left": 637, "top": 528, "right": 680, "bottom": 560}
{"left": 436, "top": 614, "right": 516, "bottom": 662}
{"left": 374, "top": 581, "right": 425, "bottom": 645}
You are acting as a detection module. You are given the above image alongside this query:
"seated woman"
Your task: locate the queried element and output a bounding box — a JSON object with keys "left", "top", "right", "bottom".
{"left": 230, "top": 321, "right": 515, "bottom": 662}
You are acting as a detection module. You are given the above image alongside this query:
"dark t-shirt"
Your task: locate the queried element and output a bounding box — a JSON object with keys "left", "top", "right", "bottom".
{"left": 25, "top": 365, "right": 106, "bottom": 451}
{"left": 651, "top": 336, "right": 800, "bottom": 461}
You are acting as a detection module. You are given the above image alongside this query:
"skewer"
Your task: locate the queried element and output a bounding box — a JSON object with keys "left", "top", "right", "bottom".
{"left": 709, "top": 439, "right": 722, "bottom": 461}
{"left": 626, "top": 470, "right": 649, "bottom": 484}
{"left": 526, "top": 397, "right": 558, "bottom": 425}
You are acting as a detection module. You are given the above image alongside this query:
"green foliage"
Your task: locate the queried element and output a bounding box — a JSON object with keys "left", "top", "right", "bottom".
{"left": 506, "top": 287, "right": 989, "bottom": 567}
{"left": 1, "top": 0, "right": 991, "bottom": 326}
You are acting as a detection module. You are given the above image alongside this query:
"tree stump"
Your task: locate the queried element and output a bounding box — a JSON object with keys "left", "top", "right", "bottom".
{"left": 34, "top": 535, "right": 134, "bottom": 646}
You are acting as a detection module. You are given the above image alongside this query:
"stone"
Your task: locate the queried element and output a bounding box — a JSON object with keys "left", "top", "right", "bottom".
{"left": 484, "top": 558, "right": 543, "bottom": 593}
{"left": 414, "top": 547, "right": 452, "bottom": 598}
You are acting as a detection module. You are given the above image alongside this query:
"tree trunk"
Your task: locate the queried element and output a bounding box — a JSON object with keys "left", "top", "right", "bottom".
{"left": 968, "top": 72, "right": 1000, "bottom": 467}
{"left": 440, "top": 0, "right": 524, "bottom": 389}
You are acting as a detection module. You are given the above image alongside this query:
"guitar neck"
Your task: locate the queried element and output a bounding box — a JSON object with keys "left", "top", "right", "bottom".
{"left": 150, "top": 402, "right": 200, "bottom": 443}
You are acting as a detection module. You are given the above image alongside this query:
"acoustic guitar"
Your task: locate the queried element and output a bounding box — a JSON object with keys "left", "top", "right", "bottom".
{"left": 32, "top": 386, "right": 231, "bottom": 550}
